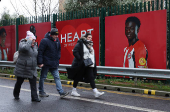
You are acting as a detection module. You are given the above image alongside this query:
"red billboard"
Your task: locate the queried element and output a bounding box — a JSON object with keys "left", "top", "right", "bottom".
{"left": 0, "top": 26, "right": 16, "bottom": 61}
{"left": 18, "top": 22, "right": 51, "bottom": 46}
{"left": 56, "top": 17, "right": 100, "bottom": 65}
{"left": 105, "top": 10, "right": 167, "bottom": 69}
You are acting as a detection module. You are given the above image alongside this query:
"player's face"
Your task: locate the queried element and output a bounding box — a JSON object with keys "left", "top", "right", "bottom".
{"left": 125, "top": 21, "right": 138, "bottom": 41}
{"left": 0, "top": 32, "right": 6, "bottom": 45}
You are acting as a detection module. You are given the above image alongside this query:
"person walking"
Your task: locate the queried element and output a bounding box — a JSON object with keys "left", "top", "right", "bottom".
{"left": 13, "top": 31, "right": 41, "bottom": 102}
{"left": 37, "top": 28, "right": 69, "bottom": 98}
{"left": 67, "top": 33, "right": 104, "bottom": 98}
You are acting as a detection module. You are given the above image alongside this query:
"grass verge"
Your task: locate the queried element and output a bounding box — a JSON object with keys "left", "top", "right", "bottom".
{"left": 1, "top": 68, "right": 170, "bottom": 92}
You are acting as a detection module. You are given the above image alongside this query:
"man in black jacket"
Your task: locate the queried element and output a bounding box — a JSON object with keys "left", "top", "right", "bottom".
{"left": 37, "top": 28, "right": 69, "bottom": 98}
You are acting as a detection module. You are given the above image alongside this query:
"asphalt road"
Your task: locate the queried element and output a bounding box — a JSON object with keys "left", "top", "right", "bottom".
{"left": 0, "top": 77, "right": 170, "bottom": 112}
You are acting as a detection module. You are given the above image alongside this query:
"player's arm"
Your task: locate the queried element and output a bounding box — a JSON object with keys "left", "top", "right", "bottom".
{"left": 135, "top": 46, "right": 148, "bottom": 68}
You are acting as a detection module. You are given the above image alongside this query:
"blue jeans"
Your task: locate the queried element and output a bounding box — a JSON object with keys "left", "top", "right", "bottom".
{"left": 39, "top": 66, "right": 64, "bottom": 94}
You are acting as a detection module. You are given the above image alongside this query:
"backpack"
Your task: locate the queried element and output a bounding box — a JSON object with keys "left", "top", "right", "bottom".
{"left": 13, "top": 51, "right": 19, "bottom": 64}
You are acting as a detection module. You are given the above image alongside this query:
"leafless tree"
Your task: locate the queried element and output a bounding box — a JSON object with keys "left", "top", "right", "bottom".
{"left": 10, "top": 0, "right": 59, "bottom": 18}
{"left": 10, "top": 0, "right": 20, "bottom": 16}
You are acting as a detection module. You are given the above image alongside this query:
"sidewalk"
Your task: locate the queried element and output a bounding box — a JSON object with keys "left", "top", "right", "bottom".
{"left": 1, "top": 73, "right": 170, "bottom": 97}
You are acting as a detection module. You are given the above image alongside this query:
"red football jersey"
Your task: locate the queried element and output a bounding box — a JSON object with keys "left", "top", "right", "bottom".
{"left": 0, "top": 46, "right": 8, "bottom": 61}
{"left": 123, "top": 40, "right": 148, "bottom": 68}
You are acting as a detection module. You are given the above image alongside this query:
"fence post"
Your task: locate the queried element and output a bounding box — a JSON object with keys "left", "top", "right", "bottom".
{"left": 148, "top": 1, "right": 150, "bottom": 11}
{"left": 121, "top": 5, "right": 123, "bottom": 14}
{"left": 118, "top": 5, "right": 120, "bottom": 15}
{"left": 125, "top": 5, "right": 127, "bottom": 14}
{"left": 16, "top": 18, "right": 20, "bottom": 51}
{"left": 132, "top": 4, "right": 135, "bottom": 13}
{"left": 136, "top": 2, "right": 138, "bottom": 13}
{"left": 168, "top": 0, "right": 170, "bottom": 68}
{"left": 2, "top": 20, "right": 6, "bottom": 26}
{"left": 128, "top": 4, "right": 130, "bottom": 14}
{"left": 53, "top": 14, "right": 56, "bottom": 28}
{"left": 156, "top": 0, "right": 159, "bottom": 10}
{"left": 140, "top": 2, "right": 142, "bottom": 12}
{"left": 100, "top": 7, "right": 105, "bottom": 66}
{"left": 111, "top": 6, "right": 113, "bottom": 16}
{"left": 93, "top": 8, "right": 95, "bottom": 17}
{"left": 152, "top": 1, "right": 154, "bottom": 11}
{"left": 161, "top": 0, "right": 163, "bottom": 10}
{"left": 144, "top": 2, "right": 146, "bottom": 12}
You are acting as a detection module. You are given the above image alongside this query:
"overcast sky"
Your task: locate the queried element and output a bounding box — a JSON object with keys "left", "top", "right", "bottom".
{"left": 0, "top": 0, "right": 59, "bottom": 18}
{"left": 0, "top": 0, "right": 33, "bottom": 18}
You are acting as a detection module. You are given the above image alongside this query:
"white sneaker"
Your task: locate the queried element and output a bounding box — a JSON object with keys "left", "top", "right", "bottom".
{"left": 71, "top": 90, "right": 80, "bottom": 97}
{"left": 94, "top": 91, "right": 104, "bottom": 98}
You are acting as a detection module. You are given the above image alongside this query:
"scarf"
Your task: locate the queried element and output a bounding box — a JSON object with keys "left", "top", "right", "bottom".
{"left": 81, "top": 37, "right": 93, "bottom": 54}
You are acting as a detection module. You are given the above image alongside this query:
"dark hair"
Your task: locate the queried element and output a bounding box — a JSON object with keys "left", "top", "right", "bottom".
{"left": 0, "top": 28, "right": 6, "bottom": 36}
{"left": 30, "top": 25, "right": 35, "bottom": 31}
{"left": 30, "top": 25, "right": 36, "bottom": 35}
{"left": 84, "top": 32, "right": 92, "bottom": 38}
{"left": 125, "top": 16, "right": 141, "bottom": 28}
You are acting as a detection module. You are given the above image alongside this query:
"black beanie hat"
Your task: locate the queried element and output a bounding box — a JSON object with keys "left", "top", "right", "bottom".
{"left": 50, "top": 28, "right": 59, "bottom": 35}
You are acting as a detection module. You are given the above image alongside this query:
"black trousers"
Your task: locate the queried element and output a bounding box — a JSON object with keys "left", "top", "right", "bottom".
{"left": 73, "top": 67, "right": 96, "bottom": 89}
{"left": 13, "top": 76, "right": 38, "bottom": 100}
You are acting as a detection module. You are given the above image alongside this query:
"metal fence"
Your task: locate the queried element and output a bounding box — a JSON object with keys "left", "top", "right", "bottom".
{"left": 1, "top": 61, "right": 170, "bottom": 79}
{"left": 1, "top": 0, "right": 170, "bottom": 67}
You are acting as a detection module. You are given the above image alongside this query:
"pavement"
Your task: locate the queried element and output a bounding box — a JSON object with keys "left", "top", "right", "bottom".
{"left": 0, "top": 73, "right": 170, "bottom": 98}
{"left": 1, "top": 76, "right": 170, "bottom": 112}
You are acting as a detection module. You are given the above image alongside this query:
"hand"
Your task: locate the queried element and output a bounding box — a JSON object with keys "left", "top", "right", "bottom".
{"left": 28, "top": 37, "right": 33, "bottom": 41}
{"left": 38, "top": 64, "right": 44, "bottom": 68}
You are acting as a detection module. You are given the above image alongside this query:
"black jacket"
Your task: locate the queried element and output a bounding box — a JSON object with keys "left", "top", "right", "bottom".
{"left": 67, "top": 37, "right": 97, "bottom": 83}
{"left": 37, "top": 32, "right": 61, "bottom": 68}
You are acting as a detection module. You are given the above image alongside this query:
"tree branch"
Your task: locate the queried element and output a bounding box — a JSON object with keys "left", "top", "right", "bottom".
{"left": 51, "top": 2, "right": 59, "bottom": 14}
{"left": 18, "top": 0, "right": 33, "bottom": 16}
{"left": 10, "top": 0, "right": 20, "bottom": 16}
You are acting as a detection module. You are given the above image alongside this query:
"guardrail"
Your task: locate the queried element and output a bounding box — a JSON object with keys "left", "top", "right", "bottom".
{"left": 0, "top": 61, "right": 170, "bottom": 79}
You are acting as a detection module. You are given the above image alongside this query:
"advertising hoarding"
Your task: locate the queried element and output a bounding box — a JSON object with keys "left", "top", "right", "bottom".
{"left": 0, "top": 25, "right": 16, "bottom": 61}
{"left": 105, "top": 10, "right": 167, "bottom": 69}
{"left": 56, "top": 17, "right": 100, "bottom": 65}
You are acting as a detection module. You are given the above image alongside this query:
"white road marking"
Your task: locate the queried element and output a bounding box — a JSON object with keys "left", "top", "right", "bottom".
{"left": 0, "top": 85, "right": 165, "bottom": 112}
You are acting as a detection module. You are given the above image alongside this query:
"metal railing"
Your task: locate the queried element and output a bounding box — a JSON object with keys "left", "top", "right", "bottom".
{"left": 0, "top": 61, "right": 170, "bottom": 79}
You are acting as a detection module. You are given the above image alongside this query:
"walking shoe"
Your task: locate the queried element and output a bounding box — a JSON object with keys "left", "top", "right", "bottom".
{"left": 94, "top": 91, "right": 104, "bottom": 98}
{"left": 39, "top": 92, "right": 49, "bottom": 97}
{"left": 14, "top": 97, "right": 20, "bottom": 100}
{"left": 60, "top": 92, "right": 69, "bottom": 98}
{"left": 32, "top": 98, "right": 41, "bottom": 102}
{"left": 71, "top": 90, "right": 80, "bottom": 97}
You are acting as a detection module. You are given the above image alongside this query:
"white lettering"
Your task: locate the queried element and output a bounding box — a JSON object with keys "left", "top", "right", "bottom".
{"left": 67, "top": 33, "right": 72, "bottom": 42}
{"left": 61, "top": 34, "right": 66, "bottom": 43}
{"left": 73, "top": 32, "right": 79, "bottom": 41}
{"left": 87, "top": 29, "right": 94, "bottom": 34}
{"left": 61, "top": 29, "right": 94, "bottom": 43}
{"left": 81, "top": 30, "right": 86, "bottom": 37}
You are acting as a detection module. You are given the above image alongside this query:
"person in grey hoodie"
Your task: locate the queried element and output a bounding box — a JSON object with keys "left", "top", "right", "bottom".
{"left": 13, "top": 31, "right": 41, "bottom": 102}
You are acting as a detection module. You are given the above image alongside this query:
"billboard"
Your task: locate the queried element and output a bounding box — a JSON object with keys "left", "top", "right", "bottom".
{"left": 105, "top": 10, "right": 167, "bottom": 69}
{"left": 56, "top": 17, "right": 100, "bottom": 65}
{"left": 0, "top": 25, "right": 16, "bottom": 61}
{"left": 18, "top": 22, "right": 51, "bottom": 46}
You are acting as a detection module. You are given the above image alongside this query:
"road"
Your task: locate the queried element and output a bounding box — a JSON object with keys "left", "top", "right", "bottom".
{"left": 0, "top": 77, "right": 170, "bottom": 112}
